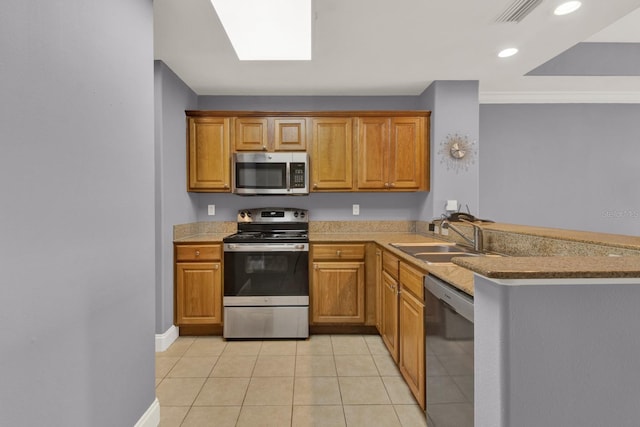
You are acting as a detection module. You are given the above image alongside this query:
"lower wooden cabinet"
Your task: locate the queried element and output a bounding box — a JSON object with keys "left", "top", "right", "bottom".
{"left": 377, "top": 248, "right": 426, "bottom": 409}
{"left": 174, "top": 244, "right": 223, "bottom": 326}
{"left": 399, "top": 286, "right": 425, "bottom": 408}
{"left": 311, "top": 243, "right": 366, "bottom": 324}
{"left": 311, "top": 261, "right": 365, "bottom": 323}
{"left": 381, "top": 270, "right": 399, "bottom": 362}
{"left": 398, "top": 262, "right": 426, "bottom": 409}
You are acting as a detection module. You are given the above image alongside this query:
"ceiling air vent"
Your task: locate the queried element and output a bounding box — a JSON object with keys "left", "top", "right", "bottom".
{"left": 496, "top": 0, "right": 543, "bottom": 23}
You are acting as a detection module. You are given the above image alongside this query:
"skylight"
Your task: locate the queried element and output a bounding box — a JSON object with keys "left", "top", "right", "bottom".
{"left": 210, "top": 0, "right": 312, "bottom": 61}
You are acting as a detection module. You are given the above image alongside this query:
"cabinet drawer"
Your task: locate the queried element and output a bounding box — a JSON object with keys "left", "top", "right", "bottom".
{"left": 175, "top": 244, "right": 221, "bottom": 261}
{"left": 312, "top": 244, "right": 365, "bottom": 260}
{"left": 382, "top": 251, "right": 399, "bottom": 279}
{"left": 399, "top": 262, "right": 424, "bottom": 300}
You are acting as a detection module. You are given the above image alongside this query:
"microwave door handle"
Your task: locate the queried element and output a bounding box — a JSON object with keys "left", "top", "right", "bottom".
{"left": 286, "top": 162, "right": 291, "bottom": 192}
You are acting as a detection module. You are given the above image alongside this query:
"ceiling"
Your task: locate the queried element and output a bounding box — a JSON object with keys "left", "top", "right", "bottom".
{"left": 154, "top": 0, "right": 640, "bottom": 100}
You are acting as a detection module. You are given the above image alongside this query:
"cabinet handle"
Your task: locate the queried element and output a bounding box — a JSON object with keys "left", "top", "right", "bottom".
{"left": 213, "top": 264, "right": 219, "bottom": 270}
{"left": 313, "top": 183, "right": 318, "bottom": 189}
{"left": 314, "top": 264, "right": 318, "bottom": 269}
{"left": 262, "top": 145, "right": 267, "bottom": 151}
{"left": 195, "top": 250, "right": 200, "bottom": 256}
{"left": 384, "top": 183, "right": 389, "bottom": 188}
{"left": 224, "top": 184, "right": 229, "bottom": 189}
{"left": 336, "top": 250, "right": 342, "bottom": 257}
{"left": 390, "top": 182, "right": 395, "bottom": 188}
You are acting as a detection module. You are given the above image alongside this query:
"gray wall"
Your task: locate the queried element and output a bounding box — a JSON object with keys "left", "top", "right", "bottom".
{"left": 155, "top": 61, "right": 199, "bottom": 334}
{"left": 475, "top": 276, "right": 640, "bottom": 427}
{"left": 479, "top": 104, "right": 640, "bottom": 235}
{"left": 418, "top": 81, "right": 480, "bottom": 220}
{"left": 198, "top": 95, "right": 419, "bottom": 111}
{"left": 193, "top": 193, "right": 423, "bottom": 222}
{"left": 0, "top": 1, "right": 156, "bottom": 426}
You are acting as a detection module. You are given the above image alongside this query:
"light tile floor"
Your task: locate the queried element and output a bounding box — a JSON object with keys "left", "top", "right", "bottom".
{"left": 156, "top": 334, "right": 428, "bottom": 427}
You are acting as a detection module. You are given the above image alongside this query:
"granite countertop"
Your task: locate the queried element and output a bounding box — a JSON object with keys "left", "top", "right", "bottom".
{"left": 173, "top": 233, "right": 230, "bottom": 243}
{"left": 173, "top": 225, "right": 640, "bottom": 295}
{"left": 453, "top": 256, "right": 640, "bottom": 280}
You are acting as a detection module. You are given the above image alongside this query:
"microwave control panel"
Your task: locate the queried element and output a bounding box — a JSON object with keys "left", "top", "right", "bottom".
{"left": 290, "top": 163, "right": 307, "bottom": 188}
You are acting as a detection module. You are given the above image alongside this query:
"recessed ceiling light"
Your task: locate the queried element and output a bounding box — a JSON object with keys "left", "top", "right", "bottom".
{"left": 498, "top": 48, "right": 519, "bottom": 58}
{"left": 554, "top": 1, "right": 582, "bottom": 15}
{"left": 211, "top": 0, "right": 311, "bottom": 61}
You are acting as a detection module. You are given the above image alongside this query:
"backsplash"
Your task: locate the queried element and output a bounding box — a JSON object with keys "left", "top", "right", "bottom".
{"left": 427, "top": 221, "right": 640, "bottom": 256}
{"left": 309, "top": 221, "right": 415, "bottom": 233}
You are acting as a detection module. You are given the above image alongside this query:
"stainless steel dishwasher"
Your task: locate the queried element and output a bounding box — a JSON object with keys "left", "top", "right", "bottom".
{"left": 424, "top": 275, "right": 474, "bottom": 427}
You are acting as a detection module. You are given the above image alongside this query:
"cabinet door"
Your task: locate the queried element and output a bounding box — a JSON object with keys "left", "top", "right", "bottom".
{"left": 375, "top": 248, "right": 382, "bottom": 333}
{"left": 311, "top": 261, "right": 365, "bottom": 323}
{"left": 399, "top": 289, "right": 425, "bottom": 409}
{"left": 176, "top": 262, "right": 222, "bottom": 325}
{"left": 388, "top": 117, "right": 423, "bottom": 190}
{"left": 188, "top": 117, "right": 231, "bottom": 191}
{"left": 381, "top": 270, "right": 399, "bottom": 362}
{"left": 274, "top": 118, "right": 307, "bottom": 151}
{"left": 310, "top": 118, "right": 353, "bottom": 191}
{"left": 357, "top": 117, "right": 389, "bottom": 190}
{"left": 235, "top": 117, "right": 269, "bottom": 151}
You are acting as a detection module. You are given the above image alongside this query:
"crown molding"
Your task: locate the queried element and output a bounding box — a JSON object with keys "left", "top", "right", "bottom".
{"left": 479, "top": 91, "right": 640, "bottom": 104}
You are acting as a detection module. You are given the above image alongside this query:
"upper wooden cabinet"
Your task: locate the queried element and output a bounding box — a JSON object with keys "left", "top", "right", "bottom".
{"left": 234, "top": 117, "right": 307, "bottom": 152}
{"left": 234, "top": 117, "right": 268, "bottom": 151}
{"left": 186, "top": 111, "right": 429, "bottom": 193}
{"left": 357, "top": 116, "right": 426, "bottom": 191}
{"left": 187, "top": 116, "right": 231, "bottom": 192}
{"left": 310, "top": 117, "right": 353, "bottom": 191}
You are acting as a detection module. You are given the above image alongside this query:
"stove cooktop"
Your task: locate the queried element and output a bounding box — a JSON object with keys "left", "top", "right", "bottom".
{"left": 223, "top": 231, "right": 308, "bottom": 244}
{"left": 224, "top": 207, "right": 310, "bottom": 244}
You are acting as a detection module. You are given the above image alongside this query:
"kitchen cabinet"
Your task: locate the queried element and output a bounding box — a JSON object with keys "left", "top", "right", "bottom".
{"left": 375, "top": 248, "right": 382, "bottom": 333}
{"left": 174, "top": 243, "right": 223, "bottom": 327}
{"left": 310, "top": 243, "right": 365, "bottom": 323}
{"left": 234, "top": 117, "right": 268, "bottom": 151}
{"left": 187, "top": 116, "right": 231, "bottom": 192}
{"left": 234, "top": 117, "right": 307, "bottom": 152}
{"left": 398, "top": 262, "right": 425, "bottom": 409}
{"left": 380, "top": 250, "right": 400, "bottom": 362}
{"left": 356, "top": 116, "right": 426, "bottom": 191}
{"left": 310, "top": 117, "right": 354, "bottom": 191}
{"left": 186, "top": 110, "right": 429, "bottom": 193}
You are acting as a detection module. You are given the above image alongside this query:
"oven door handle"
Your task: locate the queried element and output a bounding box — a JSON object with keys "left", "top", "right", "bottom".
{"left": 224, "top": 243, "right": 309, "bottom": 252}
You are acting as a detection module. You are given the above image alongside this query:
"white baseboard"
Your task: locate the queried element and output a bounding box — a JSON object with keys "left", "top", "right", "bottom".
{"left": 155, "top": 325, "right": 179, "bottom": 352}
{"left": 134, "top": 398, "right": 160, "bottom": 427}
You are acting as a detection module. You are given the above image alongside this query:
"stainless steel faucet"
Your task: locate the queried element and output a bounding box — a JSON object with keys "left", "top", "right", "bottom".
{"left": 440, "top": 217, "right": 484, "bottom": 252}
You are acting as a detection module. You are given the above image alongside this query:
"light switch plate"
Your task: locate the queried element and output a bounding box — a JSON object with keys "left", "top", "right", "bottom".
{"left": 352, "top": 204, "right": 360, "bottom": 215}
{"left": 207, "top": 205, "right": 215, "bottom": 216}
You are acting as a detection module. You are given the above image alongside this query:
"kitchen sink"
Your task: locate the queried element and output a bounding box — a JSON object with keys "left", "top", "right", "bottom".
{"left": 411, "top": 252, "right": 481, "bottom": 264}
{"left": 390, "top": 242, "right": 483, "bottom": 264}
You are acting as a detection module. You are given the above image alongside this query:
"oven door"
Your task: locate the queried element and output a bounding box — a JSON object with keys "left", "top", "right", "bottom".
{"left": 223, "top": 243, "right": 309, "bottom": 303}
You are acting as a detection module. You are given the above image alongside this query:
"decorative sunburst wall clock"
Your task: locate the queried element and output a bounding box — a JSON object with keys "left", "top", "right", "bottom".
{"left": 438, "top": 133, "right": 477, "bottom": 173}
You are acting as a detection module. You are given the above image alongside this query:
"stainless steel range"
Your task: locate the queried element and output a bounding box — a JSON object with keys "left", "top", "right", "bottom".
{"left": 223, "top": 208, "right": 309, "bottom": 339}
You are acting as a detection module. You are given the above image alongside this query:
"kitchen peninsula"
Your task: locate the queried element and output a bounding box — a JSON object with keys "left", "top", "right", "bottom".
{"left": 454, "top": 255, "right": 640, "bottom": 427}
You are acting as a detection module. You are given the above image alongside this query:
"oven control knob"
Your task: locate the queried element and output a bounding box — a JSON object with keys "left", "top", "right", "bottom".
{"left": 247, "top": 211, "right": 252, "bottom": 217}
{"left": 300, "top": 212, "right": 306, "bottom": 217}
{"left": 294, "top": 211, "right": 299, "bottom": 218}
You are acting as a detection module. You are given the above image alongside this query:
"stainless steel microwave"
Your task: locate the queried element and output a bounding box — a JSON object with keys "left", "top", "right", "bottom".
{"left": 232, "top": 152, "right": 309, "bottom": 195}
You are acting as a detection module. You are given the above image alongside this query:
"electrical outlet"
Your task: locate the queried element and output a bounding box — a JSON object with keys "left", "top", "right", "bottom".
{"left": 207, "top": 205, "right": 215, "bottom": 216}
{"left": 352, "top": 204, "right": 360, "bottom": 216}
